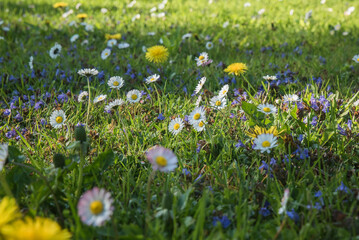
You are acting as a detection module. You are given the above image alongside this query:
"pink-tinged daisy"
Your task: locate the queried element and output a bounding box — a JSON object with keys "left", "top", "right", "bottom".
{"left": 278, "top": 188, "right": 290, "bottom": 215}
{"left": 145, "top": 146, "right": 178, "bottom": 172}
{"left": 77, "top": 187, "right": 114, "bottom": 226}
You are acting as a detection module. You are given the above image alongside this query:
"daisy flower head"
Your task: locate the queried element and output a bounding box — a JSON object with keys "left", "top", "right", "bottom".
{"left": 0, "top": 143, "right": 9, "bottom": 171}
{"left": 145, "top": 45, "right": 169, "bottom": 64}
{"left": 257, "top": 103, "right": 277, "bottom": 115}
{"left": 253, "top": 133, "right": 278, "bottom": 153}
{"left": 145, "top": 74, "right": 160, "bottom": 84}
{"left": 101, "top": 48, "right": 111, "bottom": 60}
{"left": 107, "top": 39, "right": 117, "bottom": 48}
{"left": 78, "top": 91, "right": 88, "bottom": 102}
{"left": 126, "top": 89, "right": 142, "bottom": 103}
{"left": 49, "top": 43, "right": 62, "bottom": 59}
{"left": 263, "top": 75, "right": 277, "bottom": 81}
{"left": 218, "top": 84, "right": 229, "bottom": 98}
{"left": 194, "top": 77, "right": 206, "bottom": 94}
{"left": 352, "top": 54, "right": 359, "bottom": 63}
{"left": 50, "top": 110, "right": 66, "bottom": 129}
{"left": 77, "top": 187, "right": 114, "bottom": 226}
{"left": 70, "top": 34, "right": 79, "bottom": 43}
{"left": 105, "top": 99, "right": 125, "bottom": 111}
{"left": 195, "top": 52, "right": 209, "bottom": 66}
{"left": 205, "top": 41, "right": 214, "bottom": 50}
{"left": 189, "top": 106, "right": 206, "bottom": 125}
{"left": 278, "top": 188, "right": 290, "bottom": 215}
{"left": 168, "top": 117, "right": 184, "bottom": 135}
{"left": 77, "top": 68, "right": 99, "bottom": 77}
{"left": 193, "top": 119, "right": 206, "bottom": 132}
{"left": 145, "top": 145, "right": 178, "bottom": 172}
{"left": 107, "top": 76, "right": 124, "bottom": 89}
{"left": 210, "top": 96, "right": 227, "bottom": 110}
{"left": 118, "top": 42, "right": 130, "bottom": 49}
{"left": 283, "top": 94, "right": 300, "bottom": 103}
{"left": 2, "top": 217, "right": 71, "bottom": 240}
{"left": 224, "top": 62, "right": 247, "bottom": 76}
{"left": 93, "top": 95, "right": 107, "bottom": 104}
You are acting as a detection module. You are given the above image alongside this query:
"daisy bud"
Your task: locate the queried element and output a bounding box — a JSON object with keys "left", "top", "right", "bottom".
{"left": 75, "top": 126, "right": 87, "bottom": 143}
{"left": 53, "top": 153, "right": 65, "bottom": 169}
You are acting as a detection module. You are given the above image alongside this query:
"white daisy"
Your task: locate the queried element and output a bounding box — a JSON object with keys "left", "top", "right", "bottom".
{"left": 283, "top": 94, "right": 300, "bottom": 103}
{"left": 101, "top": 49, "right": 111, "bottom": 60}
{"left": 78, "top": 91, "right": 89, "bottom": 102}
{"left": 278, "top": 188, "right": 290, "bottom": 215}
{"left": 0, "top": 143, "right": 9, "bottom": 171}
{"left": 93, "top": 95, "right": 107, "bottom": 104}
{"left": 168, "top": 118, "right": 184, "bottom": 135}
{"left": 353, "top": 99, "right": 359, "bottom": 107}
{"left": 77, "top": 187, "right": 114, "bottom": 226}
{"left": 105, "top": 99, "right": 125, "bottom": 111}
{"left": 145, "top": 74, "right": 160, "bottom": 84}
{"left": 182, "top": 33, "right": 192, "bottom": 40}
{"left": 195, "top": 52, "right": 209, "bottom": 66}
{"left": 70, "top": 34, "right": 79, "bottom": 43}
{"left": 189, "top": 106, "right": 206, "bottom": 125}
{"left": 194, "top": 77, "right": 206, "bottom": 94}
{"left": 145, "top": 145, "right": 178, "bottom": 172}
{"left": 107, "top": 76, "right": 124, "bottom": 89}
{"left": 142, "top": 46, "right": 147, "bottom": 53}
{"left": 193, "top": 119, "right": 206, "bottom": 132}
{"left": 352, "top": 55, "right": 359, "bottom": 63}
{"left": 253, "top": 133, "right": 278, "bottom": 153}
{"left": 78, "top": 68, "right": 99, "bottom": 77}
{"left": 85, "top": 24, "right": 94, "bottom": 32}
{"left": 195, "top": 95, "right": 202, "bottom": 107}
{"left": 126, "top": 89, "right": 141, "bottom": 103}
{"left": 49, "top": 43, "right": 62, "bottom": 59}
{"left": 257, "top": 103, "right": 277, "bottom": 115}
{"left": 118, "top": 42, "right": 130, "bottom": 49}
{"left": 218, "top": 84, "right": 229, "bottom": 98}
{"left": 210, "top": 96, "right": 227, "bottom": 110}
{"left": 205, "top": 41, "right": 213, "bottom": 50}
{"left": 107, "top": 39, "right": 117, "bottom": 48}
{"left": 263, "top": 75, "right": 277, "bottom": 81}
{"left": 29, "top": 56, "right": 33, "bottom": 70}
{"left": 50, "top": 110, "right": 66, "bottom": 129}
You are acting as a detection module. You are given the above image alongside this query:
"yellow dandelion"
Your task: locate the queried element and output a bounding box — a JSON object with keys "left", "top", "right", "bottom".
{"left": 105, "top": 33, "right": 122, "bottom": 40}
{"left": 246, "top": 126, "right": 280, "bottom": 139}
{"left": 0, "top": 197, "right": 21, "bottom": 232}
{"left": 224, "top": 62, "right": 248, "bottom": 76}
{"left": 2, "top": 217, "right": 71, "bottom": 240}
{"left": 53, "top": 2, "right": 68, "bottom": 8}
{"left": 145, "top": 45, "right": 169, "bottom": 64}
{"left": 76, "top": 13, "right": 88, "bottom": 19}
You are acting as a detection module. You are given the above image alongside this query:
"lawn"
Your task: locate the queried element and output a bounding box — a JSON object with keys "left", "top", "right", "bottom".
{"left": 0, "top": 0, "right": 359, "bottom": 239}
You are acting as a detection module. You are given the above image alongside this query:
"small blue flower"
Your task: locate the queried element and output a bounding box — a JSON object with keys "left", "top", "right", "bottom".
{"left": 157, "top": 113, "right": 165, "bottom": 121}
{"left": 212, "top": 215, "right": 231, "bottom": 229}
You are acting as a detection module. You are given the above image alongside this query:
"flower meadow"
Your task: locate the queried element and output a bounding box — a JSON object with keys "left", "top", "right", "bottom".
{"left": 0, "top": 0, "right": 359, "bottom": 239}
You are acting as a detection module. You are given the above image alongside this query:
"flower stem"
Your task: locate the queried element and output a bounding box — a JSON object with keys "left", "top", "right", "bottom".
{"left": 86, "top": 77, "right": 91, "bottom": 125}
{"left": 76, "top": 145, "right": 85, "bottom": 199}
{"left": 0, "top": 172, "right": 14, "bottom": 198}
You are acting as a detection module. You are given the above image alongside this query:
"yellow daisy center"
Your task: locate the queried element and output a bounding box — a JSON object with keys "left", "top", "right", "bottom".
{"left": 99, "top": 97, "right": 103, "bottom": 101}
{"left": 150, "top": 78, "right": 155, "bottom": 81}
{"left": 193, "top": 113, "right": 201, "bottom": 120}
{"left": 131, "top": 94, "right": 138, "bottom": 100}
{"left": 263, "top": 107, "right": 271, "bottom": 112}
{"left": 173, "top": 123, "right": 180, "bottom": 130}
{"left": 105, "top": 52, "right": 108, "bottom": 56}
{"left": 113, "top": 81, "right": 119, "bottom": 86}
{"left": 199, "top": 56, "right": 204, "bottom": 60}
{"left": 155, "top": 156, "right": 167, "bottom": 167}
{"left": 215, "top": 100, "right": 221, "bottom": 106}
{"left": 199, "top": 121, "right": 204, "bottom": 127}
{"left": 357, "top": 58, "right": 359, "bottom": 62}
{"left": 262, "top": 141, "right": 271, "bottom": 147}
{"left": 55, "top": 116, "right": 63, "bottom": 123}
{"left": 90, "top": 201, "right": 103, "bottom": 215}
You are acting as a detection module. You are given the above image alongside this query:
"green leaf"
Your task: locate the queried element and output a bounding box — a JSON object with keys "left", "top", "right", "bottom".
{"left": 241, "top": 101, "right": 257, "bottom": 116}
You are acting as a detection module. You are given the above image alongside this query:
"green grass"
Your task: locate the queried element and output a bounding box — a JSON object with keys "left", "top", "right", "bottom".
{"left": 0, "top": 0, "right": 359, "bottom": 239}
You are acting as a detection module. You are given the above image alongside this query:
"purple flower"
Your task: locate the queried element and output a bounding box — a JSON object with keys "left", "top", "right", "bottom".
{"left": 182, "top": 168, "right": 191, "bottom": 176}
{"left": 6, "top": 129, "right": 17, "bottom": 139}
{"left": 14, "top": 112, "right": 23, "bottom": 122}
{"left": 310, "top": 116, "right": 318, "bottom": 126}
{"left": 270, "top": 158, "right": 276, "bottom": 166}
{"left": 57, "top": 93, "right": 68, "bottom": 103}
{"left": 235, "top": 140, "right": 245, "bottom": 148}
{"left": 3, "top": 109, "right": 11, "bottom": 116}
{"left": 157, "top": 113, "right": 165, "bottom": 121}
{"left": 212, "top": 215, "right": 230, "bottom": 228}
{"left": 336, "top": 182, "right": 350, "bottom": 193}
{"left": 286, "top": 209, "right": 299, "bottom": 223}
{"left": 40, "top": 118, "right": 47, "bottom": 125}
{"left": 34, "top": 101, "right": 44, "bottom": 110}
